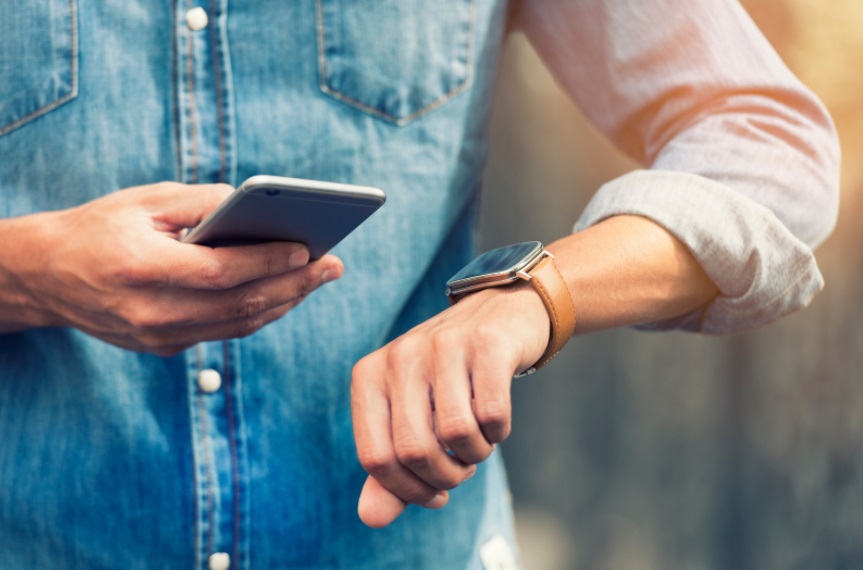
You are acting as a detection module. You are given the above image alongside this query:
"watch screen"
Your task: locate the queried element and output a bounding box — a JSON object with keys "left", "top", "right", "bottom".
{"left": 448, "top": 241, "right": 543, "bottom": 283}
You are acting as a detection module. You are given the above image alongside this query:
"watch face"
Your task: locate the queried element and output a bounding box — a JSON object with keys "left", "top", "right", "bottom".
{"left": 446, "top": 241, "right": 544, "bottom": 294}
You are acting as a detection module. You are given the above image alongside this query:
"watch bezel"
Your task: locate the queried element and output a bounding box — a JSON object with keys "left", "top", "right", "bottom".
{"left": 445, "top": 241, "right": 547, "bottom": 297}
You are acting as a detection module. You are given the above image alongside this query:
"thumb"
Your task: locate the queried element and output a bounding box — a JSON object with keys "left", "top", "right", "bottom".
{"left": 142, "top": 182, "right": 234, "bottom": 230}
{"left": 357, "top": 476, "right": 409, "bottom": 528}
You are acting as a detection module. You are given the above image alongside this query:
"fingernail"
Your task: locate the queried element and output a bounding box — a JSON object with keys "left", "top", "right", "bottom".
{"left": 423, "top": 492, "right": 447, "bottom": 509}
{"left": 464, "top": 467, "right": 477, "bottom": 481}
{"left": 321, "top": 268, "right": 340, "bottom": 284}
{"left": 289, "top": 250, "right": 308, "bottom": 268}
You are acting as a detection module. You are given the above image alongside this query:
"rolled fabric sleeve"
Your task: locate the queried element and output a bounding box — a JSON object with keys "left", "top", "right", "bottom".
{"left": 522, "top": 0, "right": 841, "bottom": 333}
{"left": 575, "top": 170, "right": 823, "bottom": 333}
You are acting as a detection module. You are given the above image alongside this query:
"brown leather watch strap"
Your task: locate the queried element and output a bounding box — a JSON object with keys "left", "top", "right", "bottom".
{"left": 524, "top": 255, "right": 576, "bottom": 374}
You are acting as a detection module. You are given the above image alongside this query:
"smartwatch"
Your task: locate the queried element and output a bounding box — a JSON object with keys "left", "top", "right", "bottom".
{"left": 445, "top": 241, "right": 576, "bottom": 376}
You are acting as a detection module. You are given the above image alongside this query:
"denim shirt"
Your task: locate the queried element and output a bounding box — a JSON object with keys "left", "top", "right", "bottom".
{"left": 0, "top": 1, "right": 838, "bottom": 569}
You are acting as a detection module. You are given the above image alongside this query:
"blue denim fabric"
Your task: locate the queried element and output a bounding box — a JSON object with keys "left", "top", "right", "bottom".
{"left": 0, "top": 2, "right": 517, "bottom": 568}
{"left": 0, "top": 0, "right": 838, "bottom": 569}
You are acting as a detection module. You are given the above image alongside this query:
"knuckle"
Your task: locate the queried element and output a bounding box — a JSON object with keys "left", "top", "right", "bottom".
{"left": 475, "top": 399, "right": 511, "bottom": 433}
{"left": 199, "top": 260, "right": 233, "bottom": 289}
{"left": 488, "top": 426, "right": 511, "bottom": 444}
{"left": 437, "top": 475, "right": 464, "bottom": 491}
{"left": 351, "top": 357, "right": 379, "bottom": 392}
{"left": 124, "top": 304, "right": 167, "bottom": 330}
{"left": 356, "top": 444, "right": 394, "bottom": 476}
{"left": 351, "top": 356, "right": 391, "bottom": 402}
{"left": 386, "top": 335, "right": 425, "bottom": 368}
{"left": 233, "top": 292, "right": 267, "bottom": 320}
{"left": 351, "top": 359, "right": 371, "bottom": 388}
{"left": 352, "top": 355, "right": 374, "bottom": 379}
{"left": 471, "top": 447, "right": 494, "bottom": 464}
{"left": 480, "top": 420, "right": 510, "bottom": 445}
{"left": 430, "top": 328, "right": 461, "bottom": 355}
{"left": 437, "top": 414, "right": 474, "bottom": 446}
{"left": 393, "top": 435, "right": 433, "bottom": 469}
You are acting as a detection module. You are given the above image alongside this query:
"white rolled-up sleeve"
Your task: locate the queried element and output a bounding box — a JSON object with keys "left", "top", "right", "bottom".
{"left": 522, "top": 0, "right": 840, "bottom": 334}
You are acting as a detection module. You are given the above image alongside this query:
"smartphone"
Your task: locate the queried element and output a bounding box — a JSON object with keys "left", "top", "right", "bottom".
{"left": 182, "top": 175, "right": 386, "bottom": 259}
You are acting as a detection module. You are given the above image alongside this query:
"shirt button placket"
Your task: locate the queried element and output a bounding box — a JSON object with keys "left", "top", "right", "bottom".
{"left": 179, "top": 0, "right": 242, "bottom": 563}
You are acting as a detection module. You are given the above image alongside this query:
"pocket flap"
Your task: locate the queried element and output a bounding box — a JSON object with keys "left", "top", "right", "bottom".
{"left": 316, "top": 0, "right": 473, "bottom": 126}
{"left": 0, "top": 1, "right": 79, "bottom": 137}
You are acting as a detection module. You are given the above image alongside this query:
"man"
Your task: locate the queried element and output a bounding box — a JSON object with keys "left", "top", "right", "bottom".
{"left": 0, "top": 1, "right": 838, "bottom": 568}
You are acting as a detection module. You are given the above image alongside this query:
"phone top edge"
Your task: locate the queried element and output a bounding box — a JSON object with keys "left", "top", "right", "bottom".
{"left": 239, "top": 175, "right": 386, "bottom": 203}
{"left": 182, "top": 175, "right": 386, "bottom": 246}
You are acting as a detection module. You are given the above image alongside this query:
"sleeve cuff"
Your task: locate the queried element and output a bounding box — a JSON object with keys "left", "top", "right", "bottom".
{"left": 574, "top": 170, "right": 825, "bottom": 334}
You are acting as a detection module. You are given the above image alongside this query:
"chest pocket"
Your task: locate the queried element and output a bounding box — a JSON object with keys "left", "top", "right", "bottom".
{"left": 316, "top": 0, "right": 474, "bottom": 126}
{"left": 0, "top": 1, "right": 78, "bottom": 138}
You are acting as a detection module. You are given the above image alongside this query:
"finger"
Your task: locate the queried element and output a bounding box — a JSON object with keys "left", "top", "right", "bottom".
{"left": 429, "top": 330, "right": 495, "bottom": 464}
{"left": 467, "top": 331, "right": 515, "bottom": 444}
{"left": 154, "top": 241, "right": 315, "bottom": 290}
{"left": 351, "top": 355, "right": 446, "bottom": 508}
{"left": 388, "top": 336, "right": 476, "bottom": 489}
{"left": 144, "top": 182, "right": 235, "bottom": 229}
{"left": 358, "top": 475, "right": 423, "bottom": 529}
{"left": 117, "top": 257, "right": 342, "bottom": 330}
{"left": 131, "top": 301, "right": 298, "bottom": 352}
{"left": 189, "top": 255, "right": 342, "bottom": 319}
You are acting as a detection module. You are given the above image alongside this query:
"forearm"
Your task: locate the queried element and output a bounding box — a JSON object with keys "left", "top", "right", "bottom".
{"left": 546, "top": 214, "right": 717, "bottom": 335}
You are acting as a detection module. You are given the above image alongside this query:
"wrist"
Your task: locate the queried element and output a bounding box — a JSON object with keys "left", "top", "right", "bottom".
{"left": 446, "top": 243, "right": 574, "bottom": 375}
{"left": 0, "top": 211, "right": 66, "bottom": 331}
{"left": 496, "top": 282, "right": 554, "bottom": 372}
{"left": 453, "top": 283, "right": 552, "bottom": 374}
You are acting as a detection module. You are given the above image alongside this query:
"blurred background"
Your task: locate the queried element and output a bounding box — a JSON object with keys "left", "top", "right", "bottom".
{"left": 481, "top": 1, "right": 863, "bottom": 568}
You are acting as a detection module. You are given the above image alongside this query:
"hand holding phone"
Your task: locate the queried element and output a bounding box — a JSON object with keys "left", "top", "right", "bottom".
{"left": 0, "top": 181, "right": 343, "bottom": 355}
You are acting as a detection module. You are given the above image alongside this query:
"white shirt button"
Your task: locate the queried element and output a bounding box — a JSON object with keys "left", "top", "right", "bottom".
{"left": 198, "top": 369, "right": 222, "bottom": 393}
{"left": 208, "top": 553, "right": 231, "bottom": 570}
{"left": 185, "top": 7, "right": 209, "bottom": 31}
